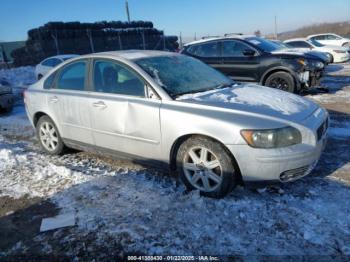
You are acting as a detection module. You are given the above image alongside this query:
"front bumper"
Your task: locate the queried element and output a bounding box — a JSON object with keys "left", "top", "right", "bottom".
{"left": 227, "top": 110, "right": 329, "bottom": 185}
{"left": 298, "top": 70, "right": 323, "bottom": 88}
{"left": 0, "top": 93, "right": 14, "bottom": 110}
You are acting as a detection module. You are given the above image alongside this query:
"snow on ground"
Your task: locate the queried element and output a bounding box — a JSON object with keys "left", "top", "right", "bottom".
{"left": 0, "top": 64, "right": 350, "bottom": 257}
{"left": 0, "top": 66, "right": 36, "bottom": 87}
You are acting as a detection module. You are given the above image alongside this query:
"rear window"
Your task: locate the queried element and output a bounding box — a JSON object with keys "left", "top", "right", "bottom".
{"left": 44, "top": 72, "right": 57, "bottom": 89}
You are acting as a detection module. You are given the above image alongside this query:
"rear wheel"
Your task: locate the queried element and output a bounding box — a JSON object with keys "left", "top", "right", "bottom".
{"left": 36, "top": 115, "right": 64, "bottom": 155}
{"left": 176, "top": 136, "right": 238, "bottom": 198}
{"left": 265, "top": 71, "right": 296, "bottom": 93}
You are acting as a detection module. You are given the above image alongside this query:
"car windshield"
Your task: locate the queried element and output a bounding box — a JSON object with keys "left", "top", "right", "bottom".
{"left": 308, "top": 39, "right": 324, "bottom": 47}
{"left": 273, "top": 41, "right": 292, "bottom": 49}
{"left": 245, "top": 37, "right": 282, "bottom": 52}
{"left": 135, "top": 55, "right": 234, "bottom": 98}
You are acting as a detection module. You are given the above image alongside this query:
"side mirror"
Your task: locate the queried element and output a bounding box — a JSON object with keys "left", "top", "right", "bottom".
{"left": 243, "top": 49, "right": 256, "bottom": 56}
{"left": 147, "top": 85, "right": 160, "bottom": 100}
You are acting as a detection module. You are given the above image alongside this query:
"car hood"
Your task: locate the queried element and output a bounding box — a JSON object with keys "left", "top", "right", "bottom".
{"left": 176, "top": 83, "right": 319, "bottom": 122}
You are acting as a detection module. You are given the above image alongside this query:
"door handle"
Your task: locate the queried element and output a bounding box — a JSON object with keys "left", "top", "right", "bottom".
{"left": 49, "top": 96, "right": 59, "bottom": 103}
{"left": 93, "top": 101, "right": 107, "bottom": 109}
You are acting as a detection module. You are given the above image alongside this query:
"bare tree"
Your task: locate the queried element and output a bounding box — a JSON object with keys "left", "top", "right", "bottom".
{"left": 254, "top": 30, "right": 261, "bottom": 37}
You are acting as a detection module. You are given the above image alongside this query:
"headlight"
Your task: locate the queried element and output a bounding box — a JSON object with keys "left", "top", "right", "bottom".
{"left": 315, "top": 61, "right": 324, "bottom": 69}
{"left": 240, "top": 126, "right": 302, "bottom": 148}
{"left": 334, "top": 50, "right": 346, "bottom": 54}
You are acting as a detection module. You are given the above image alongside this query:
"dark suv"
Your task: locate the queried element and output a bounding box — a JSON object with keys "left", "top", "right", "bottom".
{"left": 181, "top": 35, "right": 325, "bottom": 93}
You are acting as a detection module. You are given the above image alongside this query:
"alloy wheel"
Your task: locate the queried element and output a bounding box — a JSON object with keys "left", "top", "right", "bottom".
{"left": 182, "top": 146, "right": 223, "bottom": 192}
{"left": 39, "top": 122, "right": 59, "bottom": 152}
{"left": 269, "top": 77, "right": 290, "bottom": 91}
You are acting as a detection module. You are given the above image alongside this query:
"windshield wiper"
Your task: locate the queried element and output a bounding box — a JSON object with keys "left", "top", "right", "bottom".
{"left": 174, "top": 83, "right": 234, "bottom": 98}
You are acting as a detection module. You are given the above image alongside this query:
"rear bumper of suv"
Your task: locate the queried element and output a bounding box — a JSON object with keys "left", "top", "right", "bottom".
{"left": 0, "top": 93, "right": 14, "bottom": 110}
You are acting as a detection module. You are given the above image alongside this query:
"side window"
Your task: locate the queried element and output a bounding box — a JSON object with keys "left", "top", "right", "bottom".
{"left": 56, "top": 61, "right": 86, "bottom": 91}
{"left": 51, "top": 58, "right": 62, "bottom": 67}
{"left": 222, "top": 40, "right": 254, "bottom": 57}
{"left": 326, "top": 35, "right": 334, "bottom": 40}
{"left": 313, "top": 35, "right": 325, "bottom": 41}
{"left": 288, "top": 41, "right": 311, "bottom": 48}
{"left": 42, "top": 58, "right": 53, "bottom": 66}
{"left": 93, "top": 60, "right": 145, "bottom": 97}
{"left": 193, "top": 42, "right": 218, "bottom": 57}
{"left": 44, "top": 71, "right": 57, "bottom": 89}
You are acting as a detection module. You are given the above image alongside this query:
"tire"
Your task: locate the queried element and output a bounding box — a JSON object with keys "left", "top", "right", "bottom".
{"left": 36, "top": 115, "right": 65, "bottom": 155}
{"left": 176, "top": 136, "right": 238, "bottom": 198}
{"left": 265, "top": 71, "right": 296, "bottom": 93}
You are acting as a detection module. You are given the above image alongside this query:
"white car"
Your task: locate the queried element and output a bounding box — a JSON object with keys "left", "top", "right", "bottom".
{"left": 35, "top": 54, "right": 79, "bottom": 80}
{"left": 307, "top": 33, "right": 350, "bottom": 48}
{"left": 284, "top": 38, "right": 350, "bottom": 63}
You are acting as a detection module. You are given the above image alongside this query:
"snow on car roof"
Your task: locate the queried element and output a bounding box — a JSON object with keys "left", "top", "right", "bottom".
{"left": 86, "top": 50, "right": 179, "bottom": 60}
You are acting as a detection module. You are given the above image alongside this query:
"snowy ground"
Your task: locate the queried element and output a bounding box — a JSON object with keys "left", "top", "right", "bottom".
{"left": 0, "top": 63, "right": 350, "bottom": 259}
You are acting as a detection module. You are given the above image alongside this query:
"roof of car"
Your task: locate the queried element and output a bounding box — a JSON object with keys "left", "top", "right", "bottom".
{"left": 81, "top": 50, "right": 179, "bottom": 60}
{"left": 46, "top": 54, "right": 79, "bottom": 60}
{"left": 184, "top": 34, "right": 257, "bottom": 46}
{"left": 307, "top": 33, "right": 337, "bottom": 38}
{"left": 284, "top": 38, "right": 307, "bottom": 42}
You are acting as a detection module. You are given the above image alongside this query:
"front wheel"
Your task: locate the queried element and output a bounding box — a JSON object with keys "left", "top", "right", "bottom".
{"left": 36, "top": 115, "right": 65, "bottom": 155}
{"left": 176, "top": 136, "right": 238, "bottom": 198}
{"left": 265, "top": 71, "right": 296, "bottom": 93}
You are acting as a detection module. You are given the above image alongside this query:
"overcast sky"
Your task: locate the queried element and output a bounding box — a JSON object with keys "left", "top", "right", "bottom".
{"left": 0, "top": 0, "right": 349, "bottom": 41}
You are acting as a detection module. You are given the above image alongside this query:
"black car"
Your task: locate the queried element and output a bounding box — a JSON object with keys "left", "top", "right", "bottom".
{"left": 181, "top": 35, "right": 325, "bottom": 93}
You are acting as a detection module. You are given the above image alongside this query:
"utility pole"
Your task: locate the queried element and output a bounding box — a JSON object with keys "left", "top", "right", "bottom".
{"left": 179, "top": 32, "right": 183, "bottom": 49}
{"left": 125, "top": 0, "right": 131, "bottom": 23}
{"left": 274, "top": 15, "right": 278, "bottom": 39}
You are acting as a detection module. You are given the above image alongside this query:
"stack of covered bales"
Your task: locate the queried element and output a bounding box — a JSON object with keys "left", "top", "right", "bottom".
{"left": 12, "top": 21, "right": 179, "bottom": 66}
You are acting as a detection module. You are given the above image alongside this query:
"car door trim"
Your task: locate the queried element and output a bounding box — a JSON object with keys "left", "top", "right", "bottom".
{"left": 61, "top": 122, "right": 159, "bottom": 145}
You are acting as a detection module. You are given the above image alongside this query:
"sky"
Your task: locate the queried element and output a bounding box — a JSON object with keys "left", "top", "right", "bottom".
{"left": 0, "top": 0, "right": 349, "bottom": 41}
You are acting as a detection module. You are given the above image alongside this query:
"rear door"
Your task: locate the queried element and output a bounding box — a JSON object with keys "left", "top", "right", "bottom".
{"left": 219, "top": 39, "right": 261, "bottom": 82}
{"left": 47, "top": 59, "right": 94, "bottom": 144}
{"left": 89, "top": 58, "right": 162, "bottom": 159}
{"left": 185, "top": 41, "right": 223, "bottom": 70}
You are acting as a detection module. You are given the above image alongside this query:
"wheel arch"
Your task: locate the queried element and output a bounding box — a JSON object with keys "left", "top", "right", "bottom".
{"left": 33, "top": 111, "right": 59, "bottom": 130}
{"left": 169, "top": 133, "right": 243, "bottom": 184}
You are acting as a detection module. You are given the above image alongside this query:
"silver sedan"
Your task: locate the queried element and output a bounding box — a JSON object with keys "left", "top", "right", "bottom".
{"left": 24, "top": 51, "right": 328, "bottom": 198}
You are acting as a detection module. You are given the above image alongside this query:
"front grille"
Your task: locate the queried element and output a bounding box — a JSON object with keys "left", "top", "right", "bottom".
{"left": 317, "top": 118, "right": 328, "bottom": 141}
{"left": 280, "top": 165, "right": 309, "bottom": 182}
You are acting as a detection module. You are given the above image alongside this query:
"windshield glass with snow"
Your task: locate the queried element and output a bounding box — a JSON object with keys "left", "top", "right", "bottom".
{"left": 245, "top": 37, "right": 282, "bottom": 52}
{"left": 135, "top": 55, "right": 234, "bottom": 98}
